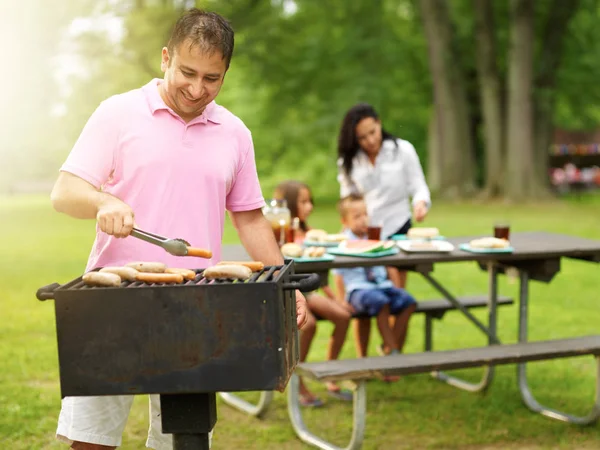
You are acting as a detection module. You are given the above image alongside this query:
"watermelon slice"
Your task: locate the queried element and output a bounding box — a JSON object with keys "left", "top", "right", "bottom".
{"left": 340, "top": 240, "right": 388, "bottom": 253}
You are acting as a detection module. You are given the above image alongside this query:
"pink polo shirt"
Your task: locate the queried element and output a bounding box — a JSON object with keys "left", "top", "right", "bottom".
{"left": 61, "top": 79, "right": 265, "bottom": 271}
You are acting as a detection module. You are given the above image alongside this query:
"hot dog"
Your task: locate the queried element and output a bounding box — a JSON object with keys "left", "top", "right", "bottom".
{"left": 100, "top": 266, "right": 139, "bottom": 281}
{"left": 203, "top": 264, "right": 252, "bottom": 280}
{"left": 136, "top": 272, "right": 184, "bottom": 284}
{"left": 165, "top": 268, "right": 196, "bottom": 281}
{"left": 82, "top": 271, "right": 122, "bottom": 287}
{"left": 185, "top": 247, "right": 212, "bottom": 258}
{"left": 125, "top": 262, "right": 167, "bottom": 273}
{"left": 217, "top": 261, "right": 264, "bottom": 272}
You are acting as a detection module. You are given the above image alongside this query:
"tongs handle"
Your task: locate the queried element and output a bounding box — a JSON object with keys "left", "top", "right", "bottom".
{"left": 282, "top": 273, "right": 321, "bottom": 292}
{"left": 131, "top": 228, "right": 167, "bottom": 243}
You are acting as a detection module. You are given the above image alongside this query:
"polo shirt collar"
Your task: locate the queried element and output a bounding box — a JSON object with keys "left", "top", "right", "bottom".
{"left": 142, "top": 78, "right": 221, "bottom": 125}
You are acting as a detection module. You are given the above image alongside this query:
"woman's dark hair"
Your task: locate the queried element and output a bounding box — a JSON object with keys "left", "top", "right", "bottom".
{"left": 273, "top": 180, "right": 313, "bottom": 232}
{"left": 337, "top": 103, "right": 397, "bottom": 178}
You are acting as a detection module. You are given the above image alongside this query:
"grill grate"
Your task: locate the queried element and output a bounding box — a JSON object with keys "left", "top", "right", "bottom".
{"left": 66, "top": 264, "right": 286, "bottom": 291}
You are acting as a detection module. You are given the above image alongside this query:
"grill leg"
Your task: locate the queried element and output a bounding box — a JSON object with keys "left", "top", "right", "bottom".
{"left": 160, "top": 393, "right": 217, "bottom": 450}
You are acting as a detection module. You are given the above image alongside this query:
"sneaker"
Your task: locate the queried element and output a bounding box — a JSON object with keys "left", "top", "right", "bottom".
{"left": 327, "top": 389, "right": 353, "bottom": 402}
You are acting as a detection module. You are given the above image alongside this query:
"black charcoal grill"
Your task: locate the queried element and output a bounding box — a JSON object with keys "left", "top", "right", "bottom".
{"left": 37, "top": 260, "right": 318, "bottom": 449}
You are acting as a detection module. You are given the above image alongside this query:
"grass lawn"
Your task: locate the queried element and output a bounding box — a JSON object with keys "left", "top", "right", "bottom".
{"left": 1, "top": 193, "right": 599, "bottom": 449}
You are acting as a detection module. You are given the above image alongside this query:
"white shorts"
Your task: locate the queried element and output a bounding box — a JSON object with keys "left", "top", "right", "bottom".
{"left": 56, "top": 395, "right": 212, "bottom": 449}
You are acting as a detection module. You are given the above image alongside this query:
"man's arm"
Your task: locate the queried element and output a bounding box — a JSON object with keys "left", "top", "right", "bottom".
{"left": 51, "top": 172, "right": 134, "bottom": 237}
{"left": 228, "top": 208, "right": 284, "bottom": 265}
{"left": 229, "top": 208, "right": 308, "bottom": 329}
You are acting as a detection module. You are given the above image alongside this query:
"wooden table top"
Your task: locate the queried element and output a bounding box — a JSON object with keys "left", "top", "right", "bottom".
{"left": 221, "top": 231, "right": 600, "bottom": 272}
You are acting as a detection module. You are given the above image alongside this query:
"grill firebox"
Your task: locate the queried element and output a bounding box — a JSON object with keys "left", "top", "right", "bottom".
{"left": 36, "top": 261, "right": 317, "bottom": 397}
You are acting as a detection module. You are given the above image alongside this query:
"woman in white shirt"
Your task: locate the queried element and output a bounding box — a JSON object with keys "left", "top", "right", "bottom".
{"left": 337, "top": 103, "right": 431, "bottom": 273}
{"left": 336, "top": 103, "right": 431, "bottom": 356}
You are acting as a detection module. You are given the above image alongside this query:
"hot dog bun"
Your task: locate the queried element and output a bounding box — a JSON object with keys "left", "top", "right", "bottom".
{"left": 165, "top": 268, "right": 196, "bottom": 281}
{"left": 281, "top": 243, "right": 304, "bottom": 258}
{"left": 469, "top": 237, "right": 510, "bottom": 249}
{"left": 217, "top": 261, "right": 265, "bottom": 272}
{"left": 303, "top": 247, "right": 326, "bottom": 257}
{"left": 305, "top": 229, "right": 328, "bottom": 242}
{"left": 125, "top": 262, "right": 167, "bottom": 273}
{"left": 82, "top": 271, "right": 122, "bottom": 287}
{"left": 136, "top": 272, "right": 184, "bottom": 284}
{"left": 203, "top": 264, "right": 252, "bottom": 280}
{"left": 100, "top": 266, "right": 139, "bottom": 281}
{"left": 407, "top": 227, "right": 440, "bottom": 239}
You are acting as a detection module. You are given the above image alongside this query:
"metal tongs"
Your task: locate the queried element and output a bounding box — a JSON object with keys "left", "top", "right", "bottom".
{"left": 130, "top": 228, "right": 212, "bottom": 258}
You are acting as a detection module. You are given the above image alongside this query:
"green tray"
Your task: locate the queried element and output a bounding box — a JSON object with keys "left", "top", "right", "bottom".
{"left": 459, "top": 243, "right": 514, "bottom": 254}
{"left": 327, "top": 247, "right": 400, "bottom": 258}
{"left": 292, "top": 254, "right": 336, "bottom": 263}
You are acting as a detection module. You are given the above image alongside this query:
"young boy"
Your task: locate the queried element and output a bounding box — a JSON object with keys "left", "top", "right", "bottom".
{"left": 333, "top": 193, "right": 417, "bottom": 359}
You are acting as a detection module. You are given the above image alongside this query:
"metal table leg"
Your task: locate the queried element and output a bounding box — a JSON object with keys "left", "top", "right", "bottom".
{"left": 287, "top": 373, "right": 366, "bottom": 450}
{"left": 516, "top": 271, "right": 600, "bottom": 424}
{"left": 219, "top": 391, "right": 273, "bottom": 417}
{"left": 161, "top": 393, "right": 216, "bottom": 450}
{"left": 422, "top": 262, "right": 499, "bottom": 392}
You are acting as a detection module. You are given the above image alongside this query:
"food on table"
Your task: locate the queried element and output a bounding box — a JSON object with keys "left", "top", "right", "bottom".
{"left": 203, "top": 264, "right": 252, "bottom": 280}
{"left": 305, "top": 229, "right": 328, "bottom": 242}
{"left": 280, "top": 243, "right": 304, "bottom": 258}
{"left": 99, "top": 266, "right": 139, "bottom": 281}
{"left": 339, "top": 239, "right": 388, "bottom": 253}
{"left": 125, "top": 262, "right": 167, "bottom": 273}
{"left": 217, "top": 261, "right": 265, "bottom": 272}
{"left": 302, "top": 246, "right": 326, "bottom": 258}
{"left": 407, "top": 227, "right": 440, "bottom": 239}
{"left": 165, "top": 268, "right": 196, "bottom": 281}
{"left": 469, "top": 237, "right": 511, "bottom": 249}
{"left": 323, "top": 233, "right": 348, "bottom": 243}
{"left": 407, "top": 241, "right": 438, "bottom": 251}
{"left": 82, "top": 271, "right": 122, "bottom": 287}
{"left": 136, "top": 272, "right": 184, "bottom": 284}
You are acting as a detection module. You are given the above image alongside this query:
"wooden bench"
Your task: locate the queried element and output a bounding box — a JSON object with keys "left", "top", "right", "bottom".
{"left": 220, "top": 295, "right": 513, "bottom": 417}
{"left": 288, "top": 335, "right": 600, "bottom": 450}
{"left": 317, "top": 294, "right": 514, "bottom": 353}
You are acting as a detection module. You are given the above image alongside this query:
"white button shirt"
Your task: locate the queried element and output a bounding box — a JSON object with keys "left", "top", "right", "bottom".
{"left": 337, "top": 138, "right": 431, "bottom": 239}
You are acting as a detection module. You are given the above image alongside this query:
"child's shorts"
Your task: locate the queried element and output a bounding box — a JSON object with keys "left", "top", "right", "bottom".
{"left": 348, "top": 287, "right": 417, "bottom": 317}
{"left": 56, "top": 394, "right": 213, "bottom": 449}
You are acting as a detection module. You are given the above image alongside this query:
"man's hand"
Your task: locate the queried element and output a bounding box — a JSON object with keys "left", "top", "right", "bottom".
{"left": 295, "top": 290, "right": 309, "bottom": 329}
{"left": 96, "top": 196, "right": 135, "bottom": 238}
{"left": 413, "top": 201, "right": 429, "bottom": 223}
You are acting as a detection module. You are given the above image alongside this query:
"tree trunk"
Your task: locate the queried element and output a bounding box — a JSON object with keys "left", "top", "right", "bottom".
{"left": 473, "top": 0, "right": 504, "bottom": 197}
{"left": 533, "top": 0, "right": 581, "bottom": 191}
{"left": 419, "top": 0, "right": 476, "bottom": 198}
{"left": 426, "top": 111, "right": 442, "bottom": 194}
{"left": 505, "top": 0, "right": 540, "bottom": 199}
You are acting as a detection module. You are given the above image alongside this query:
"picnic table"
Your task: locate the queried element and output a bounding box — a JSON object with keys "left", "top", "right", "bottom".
{"left": 221, "top": 231, "right": 600, "bottom": 449}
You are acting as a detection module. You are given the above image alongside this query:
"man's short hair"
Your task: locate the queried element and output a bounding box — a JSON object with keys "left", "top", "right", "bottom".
{"left": 337, "top": 193, "right": 365, "bottom": 218}
{"left": 167, "top": 8, "right": 234, "bottom": 68}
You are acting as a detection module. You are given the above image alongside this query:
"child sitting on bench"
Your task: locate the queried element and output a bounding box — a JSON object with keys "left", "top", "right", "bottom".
{"left": 332, "top": 194, "right": 417, "bottom": 363}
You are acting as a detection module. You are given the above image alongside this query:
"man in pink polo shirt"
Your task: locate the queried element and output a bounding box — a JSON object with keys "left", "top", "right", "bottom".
{"left": 50, "top": 8, "right": 307, "bottom": 450}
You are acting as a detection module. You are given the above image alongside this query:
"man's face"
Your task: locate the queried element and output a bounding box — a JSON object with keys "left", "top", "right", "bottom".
{"left": 160, "top": 40, "right": 227, "bottom": 121}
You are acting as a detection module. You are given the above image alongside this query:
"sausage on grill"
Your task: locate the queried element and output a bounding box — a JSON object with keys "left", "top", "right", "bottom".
{"left": 100, "top": 266, "right": 139, "bottom": 281}
{"left": 82, "top": 271, "right": 122, "bottom": 287}
{"left": 203, "top": 264, "right": 252, "bottom": 280}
